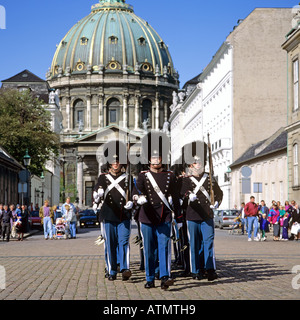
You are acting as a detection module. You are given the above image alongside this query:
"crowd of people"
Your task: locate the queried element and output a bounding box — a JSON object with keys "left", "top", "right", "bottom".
{"left": 0, "top": 197, "right": 78, "bottom": 242}
{"left": 234, "top": 198, "right": 300, "bottom": 241}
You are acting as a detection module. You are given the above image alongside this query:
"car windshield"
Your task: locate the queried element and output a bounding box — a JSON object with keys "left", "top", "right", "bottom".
{"left": 223, "top": 210, "right": 239, "bottom": 216}
{"left": 31, "top": 211, "right": 39, "bottom": 217}
{"left": 81, "top": 210, "right": 96, "bottom": 216}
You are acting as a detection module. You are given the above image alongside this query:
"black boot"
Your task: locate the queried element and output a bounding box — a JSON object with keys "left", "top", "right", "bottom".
{"left": 160, "top": 276, "right": 174, "bottom": 290}
{"left": 144, "top": 281, "right": 155, "bottom": 289}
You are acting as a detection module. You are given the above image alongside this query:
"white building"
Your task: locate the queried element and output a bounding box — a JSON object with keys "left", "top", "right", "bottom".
{"left": 170, "top": 8, "right": 293, "bottom": 209}
{"left": 170, "top": 42, "right": 233, "bottom": 208}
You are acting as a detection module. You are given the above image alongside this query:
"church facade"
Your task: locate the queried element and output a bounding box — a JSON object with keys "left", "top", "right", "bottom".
{"left": 47, "top": 0, "right": 179, "bottom": 207}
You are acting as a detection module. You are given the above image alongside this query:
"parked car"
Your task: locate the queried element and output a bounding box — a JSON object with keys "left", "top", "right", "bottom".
{"left": 214, "top": 209, "right": 240, "bottom": 229}
{"left": 79, "top": 209, "right": 100, "bottom": 228}
{"left": 28, "top": 211, "right": 43, "bottom": 230}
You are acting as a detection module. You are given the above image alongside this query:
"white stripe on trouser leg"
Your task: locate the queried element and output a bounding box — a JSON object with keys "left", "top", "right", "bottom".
{"left": 186, "top": 221, "right": 193, "bottom": 274}
{"left": 125, "top": 220, "right": 131, "bottom": 269}
{"left": 103, "top": 221, "right": 112, "bottom": 275}
{"left": 140, "top": 223, "right": 147, "bottom": 276}
{"left": 212, "top": 244, "right": 216, "bottom": 270}
{"left": 167, "top": 224, "right": 172, "bottom": 276}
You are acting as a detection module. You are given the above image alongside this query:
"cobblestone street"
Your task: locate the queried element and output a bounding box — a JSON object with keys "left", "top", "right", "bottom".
{"left": 0, "top": 223, "right": 300, "bottom": 301}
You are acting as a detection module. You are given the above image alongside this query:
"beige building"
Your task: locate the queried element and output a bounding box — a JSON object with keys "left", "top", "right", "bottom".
{"left": 228, "top": 8, "right": 293, "bottom": 161}
{"left": 230, "top": 128, "right": 287, "bottom": 207}
{"left": 282, "top": 9, "right": 300, "bottom": 202}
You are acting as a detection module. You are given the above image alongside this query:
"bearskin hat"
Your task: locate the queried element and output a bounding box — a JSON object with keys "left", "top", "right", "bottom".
{"left": 182, "top": 140, "right": 207, "bottom": 168}
{"left": 102, "top": 140, "right": 128, "bottom": 166}
{"left": 140, "top": 131, "right": 170, "bottom": 165}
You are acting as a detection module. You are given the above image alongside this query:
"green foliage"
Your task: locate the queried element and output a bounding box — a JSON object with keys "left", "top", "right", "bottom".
{"left": 0, "top": 88, "right": 60, "bottom": 176}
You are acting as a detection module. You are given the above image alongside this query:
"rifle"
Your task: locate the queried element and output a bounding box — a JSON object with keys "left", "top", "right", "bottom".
{"left": 207, "top": 133, "right": 215, "bottom": 205}
{"left": 125, "top": 135, "right": 130, "bottom": 203}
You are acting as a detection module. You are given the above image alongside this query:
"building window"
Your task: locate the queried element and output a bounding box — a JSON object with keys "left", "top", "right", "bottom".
{"left": 73, "top": 99, "right": 85, "bottom": 130}
{"left": 109, "top": 35, "right": 118, "bottom": 44}
{"left": 106, "top": 98, "right": 120, "bottom": 126}
{"left": 279, "top": 181, "right": 283, "bottom": 203}
{"left": 141, "top": 99, "right": 152, "bottom": 127}
{"left": 109, "top": 109, "right": 117, "bottom": 123}
{"left": 294, "top": 143, "right": 299, "bottom": 186}
{"left": 80, "top": 37, "right": 88, "bottom": 45}
{"left": 253, "top": 183, "right": 262, "bottom": 193}
{"left": 293, "top": 59, "right": 299, "bottom": 112}
{"left": 272, "top": 182, "right": 276, "bottom": 201}
{"left": 138, "top": 37, "right": 146, "bottom": 46}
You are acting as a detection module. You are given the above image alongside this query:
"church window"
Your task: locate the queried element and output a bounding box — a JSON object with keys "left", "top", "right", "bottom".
{"left": 106, "top": 98, "right": 120, "bottom": 126}
{"left": 61, "top": 41, "right": 67, "bottom": 47}
{"left": 107, "top": 59, "right": 121, "bottom": 70}
{"left": 138, "top": 37, "right": 146, "bottom": 46}
{"left": 141, "top": 99, "right": 152, "bottom": 127}
{"left": 109, "top": 35, "right": 118, "bottom": 44}
{"left": 141, "top": 63, "right": 153, "bottom": 72}
{"left": 73, "top": 99, "right": 85, "bottom": 130}
{"left": 80, "top": 37, "right": 88, "bottom": 45}
{"left": 109, "top": 109, "right": 117, "bottom": 123}
{"left": 159, "top": 41, "right": 165, "bottom": 49}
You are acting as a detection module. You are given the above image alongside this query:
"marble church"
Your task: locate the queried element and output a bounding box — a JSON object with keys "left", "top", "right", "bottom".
{"left": 47, "top": 0, "right": 179, "bottom": 207}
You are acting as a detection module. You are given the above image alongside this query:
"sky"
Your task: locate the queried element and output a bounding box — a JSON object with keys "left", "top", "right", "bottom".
{"left": 0, "top": 0, "right": 298, "bottom": 88}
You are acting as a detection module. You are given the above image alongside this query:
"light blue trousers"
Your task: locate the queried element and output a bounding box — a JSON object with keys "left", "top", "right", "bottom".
{"left": 43, "top": 217, "right": 53, "bottom": 239}
{"left": 187, "top": 219, "right": 216, "bottom": 274}
{"left": 140, "top": 222, "right": 172, "bottom": 282}
{"left": 102, "top": 220, "right": 131, "bottom": 276}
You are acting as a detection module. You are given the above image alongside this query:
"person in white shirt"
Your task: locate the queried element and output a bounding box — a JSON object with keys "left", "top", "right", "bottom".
{"left": 61, "top": 197, "right": 77, "bottom": 239}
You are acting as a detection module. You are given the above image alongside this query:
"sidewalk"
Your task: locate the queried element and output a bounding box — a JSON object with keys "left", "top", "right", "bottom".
{"left": 6, "top": 228, "right": 40, "bottom": 241}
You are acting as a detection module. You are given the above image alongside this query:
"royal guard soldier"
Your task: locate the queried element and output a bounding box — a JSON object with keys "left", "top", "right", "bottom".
{"left": 180, "top": 140, "right": 223, "bottom": 281}
{"left": 132, "top": 131, "right": 183, "bottom": 290}
{"left": 93, "top": 140, "right": 133, "bottom": 281}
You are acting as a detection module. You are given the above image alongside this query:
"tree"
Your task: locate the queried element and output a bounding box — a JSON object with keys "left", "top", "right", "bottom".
{"left": 0, "top": 88, "right": 60, "bottom": 176}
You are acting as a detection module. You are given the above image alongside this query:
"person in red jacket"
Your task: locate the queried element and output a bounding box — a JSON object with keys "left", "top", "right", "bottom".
{"left": 244, "top": 196, "right": 259, "bottom": 241}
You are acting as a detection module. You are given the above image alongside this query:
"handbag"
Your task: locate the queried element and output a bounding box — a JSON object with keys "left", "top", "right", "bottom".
{"left": 291, "top": 222, "right": 300, "bottom": 235}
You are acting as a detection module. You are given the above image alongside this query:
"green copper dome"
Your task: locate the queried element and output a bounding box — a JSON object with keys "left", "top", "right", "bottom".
{"left": 50, "top": 0, "right": 175, "bottom": 78}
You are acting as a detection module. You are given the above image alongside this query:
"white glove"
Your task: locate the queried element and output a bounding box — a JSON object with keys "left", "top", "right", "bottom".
{"left": 124, "top": 201, "right": 134, "bottom": 210}
{"left": 132, "top": 195, "right": 139, "bottom": 201}
{"left": 137, "top": 196, "right": 148, "bottom": 205}
{"left": 93, "top": 203, "right": 98, "bottom": 212}
{"left": 179, "top": 199, "right": 183, "bottom": 206}
{"left": 93, "top": 191, "right": 100, "bottom": 202}
{"left": 177, "top": 223, "right": 183, "bottom": 230}
{"left": 94, "top": 235, "right": 105, "bottom": 246}
{"left": 189, "top": 193, "right": 197, "bottom": 202}
{"left": 210, "top": 201, "right": 219, "bottom": 209}
{"left": 168, "top": 196, "right": 173, "bottom": 206}
{"left": 98, "top": 187, "right": 104, "bottom": 197}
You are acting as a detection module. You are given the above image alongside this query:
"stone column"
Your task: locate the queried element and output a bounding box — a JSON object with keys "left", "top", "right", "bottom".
{"left": 155, "top": 98, "right": 159, "bottom": 130}
{"left": 164, "top": 101, "right": 168, "bottom": 122}
{"left": 98, "top": 94, "right": 104, "bottom": 129}
{"left": 134, "top": 95, "right": 140, "bottom": 130}
{"left": 86, "top": 95, "right": 92, "bottom": 131}
{"left": 123, "top": 94, "right": 128, "bottom": 129}
{"left": 77, "top": 156, "right": 84, "bottom": 207}
{"left": 66, "top": 97, "right": 71, "bottom": 131}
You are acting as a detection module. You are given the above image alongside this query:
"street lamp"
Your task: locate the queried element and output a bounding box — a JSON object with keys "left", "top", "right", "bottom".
{"left": 23, "top": 149, "right": 31, "bottom": 207}
{"left": 23, "top": 149, "right": 31, "bottom": 168}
